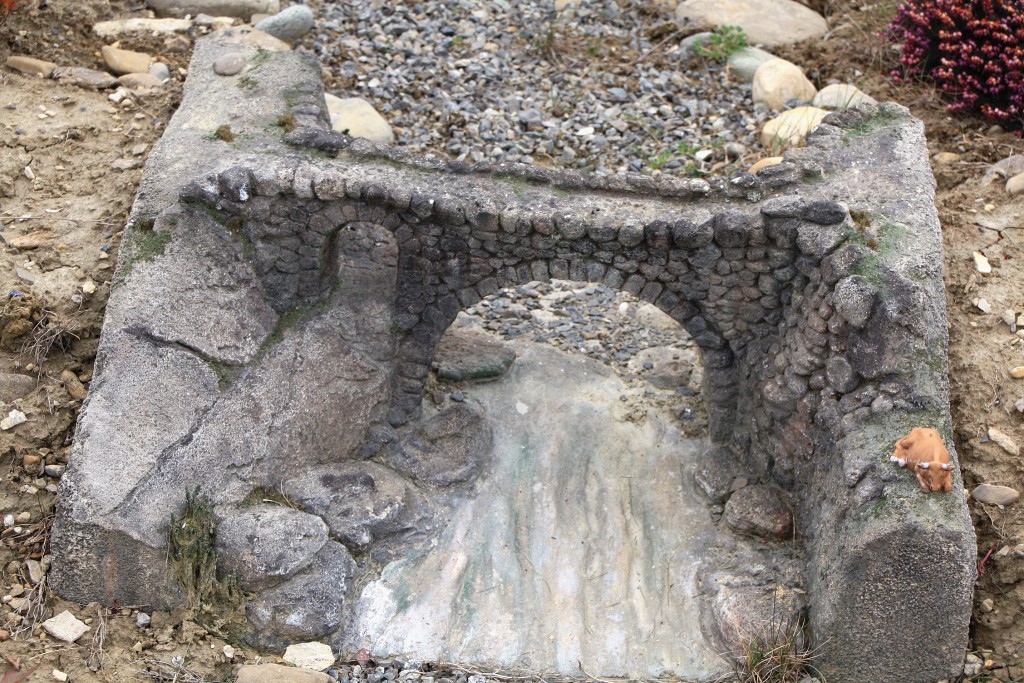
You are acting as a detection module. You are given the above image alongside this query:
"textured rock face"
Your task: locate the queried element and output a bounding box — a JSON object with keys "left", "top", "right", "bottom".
{"left": 50, "top": 35, "right": 973, "bottom": 683}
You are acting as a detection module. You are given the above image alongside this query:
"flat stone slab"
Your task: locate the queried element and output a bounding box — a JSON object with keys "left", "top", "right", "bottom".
{"left": 349, "top": 343, "right": 755, "bottom": 678}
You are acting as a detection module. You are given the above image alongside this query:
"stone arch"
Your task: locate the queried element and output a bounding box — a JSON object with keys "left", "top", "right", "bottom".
{"left": 46, "top": 42, "right": 976, "bottom": 682}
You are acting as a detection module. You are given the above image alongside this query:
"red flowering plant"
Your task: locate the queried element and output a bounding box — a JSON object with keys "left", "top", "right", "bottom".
{"left": 1, "top": 0, "right": 23, "bottom": 25}
{"left": 888, "top": 0, "right": 1024, "bottom": 132}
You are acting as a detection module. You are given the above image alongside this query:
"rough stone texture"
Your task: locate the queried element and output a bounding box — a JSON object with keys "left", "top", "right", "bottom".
{"left": 254, "top": 4, "right": 315, "bottom": 42}
{"left": 382, "top": 404, "right": 492, "bottom": 486}
{"left": 42, "top": 610, "right": 90, "bottom": 643}
{"left": 246, "top": 542, "right": 356, "bottom": 649}
{"left": 325, "top": 95, "right": 395, "bottom": 144}
{"left": 214, "top": 505, "right": 328, "bottom": 591}
{"left": 282, "top": 462, "right": 433, "bottom": 550}
{"left": 675, "top": 0, "right": 829, "bottom": 47}
{"left": 147, "top": 0, "right": 278, "bottom": 19}
{"left": 49, "top": 37, "right": 973, "bottom": 683}
{"left": 350, "top": 343, "right": 742, "bottom": 679}
{"left": 724, "top": 485, "right": 793, "bottom": 538}
{"left": 283, "top": 642, "right": 335, "bottom": 670}
{"left": 236, "top": 664, "right": 332, "bottom": 683}
{"left": 432, "top": 329, "right": 516, "bottom": 381}
{"left": 708, "top": 584, "right": 805, "bottom": 659}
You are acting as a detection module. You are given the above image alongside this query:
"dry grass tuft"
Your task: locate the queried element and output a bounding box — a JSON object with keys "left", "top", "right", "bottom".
{"left": 733, "top": 617, "right": 825, "bottom": 683}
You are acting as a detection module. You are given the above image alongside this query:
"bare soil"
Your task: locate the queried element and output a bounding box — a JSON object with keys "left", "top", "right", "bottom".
{"left": 1, "top": 0, "right": 1023, "bottom": 680}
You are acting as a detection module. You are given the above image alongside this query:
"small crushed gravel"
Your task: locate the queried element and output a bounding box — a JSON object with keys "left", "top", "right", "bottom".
{"left": 303, "top": 0, "right": 769, "bottom": 176}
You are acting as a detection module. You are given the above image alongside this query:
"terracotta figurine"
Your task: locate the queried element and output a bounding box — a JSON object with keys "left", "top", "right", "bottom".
{"left": 889, "top": 427, "right": 954, "bottom": 493}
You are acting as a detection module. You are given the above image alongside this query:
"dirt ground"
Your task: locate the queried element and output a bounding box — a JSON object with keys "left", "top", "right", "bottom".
{"left": 1, "top": 0, "right": 1023, "bottom": 680}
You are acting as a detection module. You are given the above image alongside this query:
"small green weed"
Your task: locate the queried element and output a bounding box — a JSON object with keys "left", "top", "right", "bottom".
{"left": 168, "top": 488, "right": 244, "bottom": 611}
{"left": 695, "top": 25, "right": 748, "bottom": 62}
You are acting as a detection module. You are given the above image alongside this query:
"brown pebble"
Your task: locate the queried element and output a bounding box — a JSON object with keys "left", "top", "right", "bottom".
{"left": 0, "top": 629, "right": 9, "bottom": 641}
{"left": 22, "top": 454, "right": 41, "bottom": 470}
{"left": 14, "top": 512, "right": 31, "bottom": 524}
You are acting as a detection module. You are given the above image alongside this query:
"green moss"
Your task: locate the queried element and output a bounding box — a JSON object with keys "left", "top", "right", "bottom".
{"left": 120, "top": 229, "right": 172, "bottom": 279}
{"left": 846, "top": 217, "right": 907, "bottom": 295}
{"left": 207, "top": 360, "right": 240, "bottom": 390}
{"left": 842, "top": 108, "right": 902, "bottom": 142}
{"left": 168, "top": 488, "right": 245, "bottom": 611}
{"left": 249, "top": 48, "right": 272, "bottom": 68}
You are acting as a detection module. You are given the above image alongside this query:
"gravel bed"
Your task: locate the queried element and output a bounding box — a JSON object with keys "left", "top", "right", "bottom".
{"left": 303, "top": 0, "right": 770, "bottom": 176}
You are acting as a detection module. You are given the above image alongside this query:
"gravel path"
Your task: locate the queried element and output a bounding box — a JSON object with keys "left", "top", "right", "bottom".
{"left": 305, "top": 0, "right": 768, "bottom": 176}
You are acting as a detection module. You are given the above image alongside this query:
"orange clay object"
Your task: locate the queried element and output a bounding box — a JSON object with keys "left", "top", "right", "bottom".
{"left": 889, "top": 427, "right": 954, "bottom": 493}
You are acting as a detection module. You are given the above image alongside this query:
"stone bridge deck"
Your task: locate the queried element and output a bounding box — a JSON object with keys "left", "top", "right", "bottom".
{"left": 50, "top": 31, "right": 974, "bottom": 683}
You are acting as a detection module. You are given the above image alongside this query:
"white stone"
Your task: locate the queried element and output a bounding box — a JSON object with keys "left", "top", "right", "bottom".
{"left": 283, "top": 641, "right": 336, "bottom": 671}
{"left": 973, "top": 251, "right": 992, "bottom": 274}
{"left": 146, "top": 0, "right": 279, "bottom": 20}
{"left": 726, "top": 47, "right": 777, "bottom": 82}
{"left": 972, "top": 484, "right": 1020, "bottom": 506}
{"left": 325, "top": 95, "right": 395, "bottom": 145}
{"left": 812, "top": 83, "right": 877, "bottom": 110}
{"left": 974, "top": 298, "right": 992, "bottom": 314}
{"left": 988, "top": 427, "right": 1020, "bottom": 456}
{"left": 752, "top": 59, "right": 816, "bottom": 111}
{"left": 42, "top": 610, "right": 90, "bottom": 643}
{"left": 52, "top": 670, "right": 69, "bottom": 682}
{"left": 674, "top": 0, "right": 828, "bottom": 47}
{"left": 760, "top": 106, "right": 828, "bottom": 152}
{"left": 1007, "top": 172, "right": 1024, "bottom": 196}
{"left": 0, "top": 410, "right": 27, "bottom": 430}
{"left": 92, "top": 17, "right": 192, "bottom": 37}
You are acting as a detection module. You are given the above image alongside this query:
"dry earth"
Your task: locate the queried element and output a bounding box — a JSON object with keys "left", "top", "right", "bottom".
{"left": 1, "top": 0, "right": 1023, "bottom": 680}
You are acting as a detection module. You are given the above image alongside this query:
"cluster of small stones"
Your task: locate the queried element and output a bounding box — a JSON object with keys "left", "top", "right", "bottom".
{"left": 308, "top": 0, "right": 772, "bottom": 175}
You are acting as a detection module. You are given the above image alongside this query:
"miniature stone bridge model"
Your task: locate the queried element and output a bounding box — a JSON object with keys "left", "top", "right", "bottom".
{"left": 52, "top": 32, "right": 975, "bottom": 683}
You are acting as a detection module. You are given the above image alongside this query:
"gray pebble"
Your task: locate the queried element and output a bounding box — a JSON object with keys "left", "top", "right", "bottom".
{"left": 256, "top": 4, "right": 315, "bottom": 42}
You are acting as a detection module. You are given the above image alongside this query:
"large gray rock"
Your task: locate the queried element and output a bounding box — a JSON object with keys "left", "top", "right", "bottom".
{"left": 214, "top": 505, "right": 328, "bottom": 591}
{"left": 382, "top": 405, "right": 493, "bottom": 486}
{"left": 675, "top": 0, "right": 829, "bottom": 47}
{"left": 282, "top": 462, "right": 432, "bottom": 549}
{"left": 254, "top": 4, "right": 315, "bottom": 42}
{"left": 707, "top": 584, "right": 805, "bottom": 660}
{"left": 433, "top": 329, "right": 516, "bottom": 382}
{"left": 246, "top": 542, "right": 356, "bottom": 649}
{"left": 147, "top": 0, "right": 278, "bottom": 19}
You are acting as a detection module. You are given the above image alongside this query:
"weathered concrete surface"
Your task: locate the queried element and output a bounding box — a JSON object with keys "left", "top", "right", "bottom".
{"left": 350, "top": 343, "right": 754, "bottom": 679}
{"left": 50, "top": 34, "right": 974, "bottom": 683}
